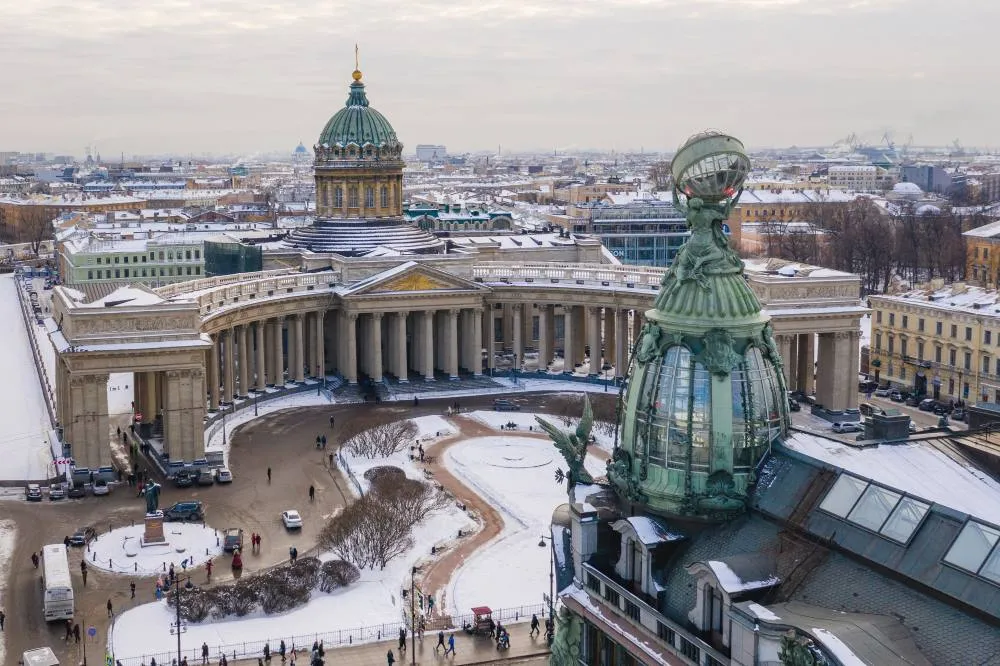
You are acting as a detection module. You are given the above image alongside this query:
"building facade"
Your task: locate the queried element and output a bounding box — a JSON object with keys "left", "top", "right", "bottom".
{"left": 963, "top": 220, "right": 1000, "bottom": 289}
{"left": 59, "top": 235, "right": 209, "bottom": 286}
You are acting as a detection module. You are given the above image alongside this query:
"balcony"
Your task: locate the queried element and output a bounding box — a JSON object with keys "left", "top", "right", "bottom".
{"left": 579, "top": 562, "right": 729, "bottom": 666}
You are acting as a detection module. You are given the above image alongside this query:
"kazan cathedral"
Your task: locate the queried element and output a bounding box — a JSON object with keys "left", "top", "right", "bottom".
{"left": 46, "top": 64, "right": 1000, "bottom": 666}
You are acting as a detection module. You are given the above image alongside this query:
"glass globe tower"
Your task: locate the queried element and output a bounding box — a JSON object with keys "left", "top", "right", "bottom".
{"left": 609, "top": 132, "right": 789, "bottom": 521}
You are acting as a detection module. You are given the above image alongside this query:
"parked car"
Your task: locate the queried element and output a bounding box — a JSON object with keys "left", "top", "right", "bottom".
{"left": 905, "top": 396, "right": 921, "bottom": 407}
{"left": 952, "top": 407, "right": 967, "bottom": 422}
{"left": 787, "top": 398, "right": 801, "bottom": 412}
{"left": 223, "top": 527, "right": 244, "bottom": 552}
{"left": 67, "top": 484, "right": 86, "bottom": 499}
{"left": 859, "top": 380, "right": 879, "bottom": 393}
{"left": 196, "top": 469, "right": 215, "bottom": 486}
{"left": 919, "top": 398, "right": 937, "bottom": 412}
{"left": 933, "top": 403, "right": 952, "bottom": 416}
{"left": 48, "top": 484, "right": 65, "bottom": 501}
{"left": 832, "top": 422, "right": 864, "bottom": 434}
{"left": 214, "top": 468, "right": 233, "bottom": 484}
{"left": 790, "top": 390, "right": 809, "bottom": 403}
{"left": 493, "top": 398, "right": 520, "bottom": 412}
{"left": 173, "top": 471, "right": 195, "bottom": 488}
{"left": 25, "top": 483, "right": 43, "bottom": 502}
{"left": 92, "top": 479, "right": 110, "bottom": 496}
{"left": 282, "top": 510, "right": 303, "bottom": 530}
{"left": 889, "top": 391, "right": 904, "bottom": 402}
{"left": 164, "top": 501, "right": 205, "bottom": 522}
{"left": 874, "top": 387, "right": 892, "bottom": 397}
{"left": 68, "top": 527, "right": 97, "bottom": 546}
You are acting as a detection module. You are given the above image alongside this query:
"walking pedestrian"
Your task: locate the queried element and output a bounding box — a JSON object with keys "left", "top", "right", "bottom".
{"left": 31, "top": 552, "right": 39, "bottom": 568}
{"left": 279, "top": 640, "right": 286, "bottom": 662}
{"left": 386, "top": 649, "right": 395, "bottom": 665}
{"left": 328, "top": 452, "right": 334, "bottom": 467}
{"left": 435, "top": 631, "right": 445, "bottom": 652}
{"left": 81, "top": 568, "right": 88, "bottom": 586}
{"left": 267, "top": 467, "right": 272, "bottom": 483}
{"left": 206, "top": 559, "right": 213, "bottom": 578}
{"left": 445, "top": 633, "right": 456, "bottom": 656}
{"left": 131, "top": 581, "right": 136, "bottom": 598}
{"left": 530, "top": 613, "right": 539, "bottom": 636}
{"left": 263, "top": 643, "right": 271, "bottom": 663}
{"left": 64, "top": 619, "right": 72, "bottom": 640}
{"left": 201, "top": 642, "right": 210, "bottom": 665}
{"left": 308, "top": 485, "right": 315, "bottom": 501}
{"left": 329, "top": 415, "right": 334, "bottom": 428}
{"left": 73, "top": 623, "right": 81, "bottom": 643}
{"left": 398, "top": 627, "right": 406, "bottom": 651}
{"left": 0, "top": 608, "right": 5, "bottom": 630}
{"left": 107, "top": 598, "right": 113, "bottom": 617}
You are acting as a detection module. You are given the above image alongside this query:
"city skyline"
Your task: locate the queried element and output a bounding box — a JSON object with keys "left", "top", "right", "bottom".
{"left": 0, "top": 0, "right": 996, "bottom": 156}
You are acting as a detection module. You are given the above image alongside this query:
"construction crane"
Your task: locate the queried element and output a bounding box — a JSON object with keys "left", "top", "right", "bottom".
{"left": 952, "top": 139, "right": 965, "bottom": 156}
{"left": 881, "top": 132, "right": 895, "bottom": 151}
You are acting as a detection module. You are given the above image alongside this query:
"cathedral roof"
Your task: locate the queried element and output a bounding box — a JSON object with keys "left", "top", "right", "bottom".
{"left": 316, "top": 70, "right": 400, "bottom": 150}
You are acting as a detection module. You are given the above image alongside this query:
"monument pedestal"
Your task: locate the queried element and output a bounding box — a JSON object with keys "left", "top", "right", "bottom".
{"left": 140, "top": 511, "right": 169, "bottom": 548}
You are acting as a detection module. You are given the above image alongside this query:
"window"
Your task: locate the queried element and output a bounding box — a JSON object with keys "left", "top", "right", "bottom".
{"left": 848, "top": 485, "right": 902, "bottom": 531}
{"left": 123, "top": 256, "right": 128, "bottom": 264}
{"left": 159, "top": 251, "right": 165, "bottom": 260}
{"left": 901, "top": 339, "right": 908, "bottom": 357}
{"left": 114, "top": 256, "right": 120, "bottom": 264}
{"left": 967, "top": 327, "right": 973, "bottom": 342}
{"left": 950, "top": 349, "right": 957, "bottom": 367}
{"left": 888, "top": 336, "right": 894, "bottom": 354}
{"left": 900, "top": 366, "right": 906, "bottom": 380}
{"left": 880, "top": 497, "right": 931, "bottom": 542}
{"left": 944, "top": 521, "right": 1000, "bottom": 583}
{"left": 185, "top": 250, "right": 191, "bottom": 260}
{"left": 194, "top": 250, "right": 200, "bottom": 259}
{"left": 603, "top": 586, "right": 620, "bottom": 606}
{"left": 334, "top": 187, "right": 343, "bottom": 208}
{"left": 917, "top": 342, "right": 924, "bottom": 361}
{"left": 965, "top": 352, "right": 972, "bottom": 371}
{"left": 348, "top": 187, "right": 359, "bottom": 207}
{"left": 624, "top": 600, "right": 640, "bottom": 621}
{"left": 902, "top": 315, "right": 908, "bottom": 329}
{"left": 124, "top": 269, "right": 129, "bottom": 277}
{"left": 936, "top": 321, "right": 942, "bottom": 335}
{"left": 149, "top": 252, "right": 154, "bottom": 260}
{"left": 680, "top": 639, "right": 700, "bottom": 662}
{"left": 195, "top": 267, "right": 201, "bottom": 275}
{"left": 168, "top": 251, "right": 174, "bottom": 261}
{"left": 889, "top": 313, "right": 895, "bottom": 326}
{"left": 952, "top": 324, "right": 958, "bottom": 338}
{"left": 365, "top": 187, "right": 374, "bottom": 208}
{"left": 87, "top": 270, "right": 93, "bottom": 280}
{"left": 877, "top": 311, "right": 883, "bottom": 324}
{"left": 96, "top": 257, "right": 102, "bottom": 264}
{"left": 381, "top": 185, "right": 389, "bottom": 208}
{"left": 918, "top": 318, "right": 925, "bottom": 332}
{"left": 985, "top": 357, "right": 991, "bottom": 374}
{"left": 935, "top": 346, "right": 942, "bottom": 363}
{"left": 656, "top": 623, "right": 675, "bottom": 645}
{"left": 586, "top": 573, "right": 601, "bottom": 593}
{"left": 874, "top": 334, "right": 882, "bottom": 351}
{"left": 115, "top": 269, "right": 120, "bottom": 278}
{"left": 141, "top": 269, "right": 147, "bottom": 277}
{"left": 987, "top": 331, "right": 993, "bottom": 345}
{"left": 141, "top": 255, "right": 146, "bottom": 263}
{"left": 820, "top": 473, "right": 929, "bottom": 543}
{"left": 820, "top": 474, "right": 869, "bottom": 517}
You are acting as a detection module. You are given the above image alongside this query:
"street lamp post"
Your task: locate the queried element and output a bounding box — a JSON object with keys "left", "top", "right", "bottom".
{"left": 410, "top": 566, "right": 419, "bottom": 666}
{"left": 512, "top": 352, "right": 518, "bottom": 387}
{"left": 170, "top": 576, "right": 192, "bottom": 664}
{"left": 538, "top": 535, "right": 555, "bottom": 624}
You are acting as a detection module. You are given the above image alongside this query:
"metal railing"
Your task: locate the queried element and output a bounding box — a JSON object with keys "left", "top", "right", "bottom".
{"left": 108, "top": 602, "right": 545, "bottom": 666}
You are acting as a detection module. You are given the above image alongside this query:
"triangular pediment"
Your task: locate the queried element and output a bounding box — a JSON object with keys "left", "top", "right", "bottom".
{"left": 344, "top": 261, "right": 487, "bottom": 297}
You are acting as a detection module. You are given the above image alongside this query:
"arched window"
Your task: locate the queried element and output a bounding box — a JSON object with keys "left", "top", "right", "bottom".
{"left": 381, "top": 186, "right": 389, "bottom": 208}
{"left": 334, "top": 187, "right": 343, "bottom": 208}
{"left": 365, "top": 187, "right": 374, "bottom": 208}
{"left": 348, "top": 187, "right": 359, "bottom": 208}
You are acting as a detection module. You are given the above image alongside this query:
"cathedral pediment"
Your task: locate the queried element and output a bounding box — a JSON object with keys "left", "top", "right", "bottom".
{"left": 343, "top": 261, "right": 487, "bottom": 297}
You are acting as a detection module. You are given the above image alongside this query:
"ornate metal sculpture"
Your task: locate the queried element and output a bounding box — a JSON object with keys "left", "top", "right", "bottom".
{"left": 549, "top": 602, "right": 584, "bottom": 666}
{"left": 141, "top": 479, "right": 161, "bottom": 514}
{"left": 607, "top": 449, "right": 645, "bottom": 503}
{"left": 698, "top": 328, "right": 744, "bottom": 377}
{"left": 536, "top": 395, "right": 595, "bottom": 491}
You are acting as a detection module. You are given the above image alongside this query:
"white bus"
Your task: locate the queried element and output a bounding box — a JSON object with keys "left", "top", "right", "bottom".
{"left": 41, "top": 544, "right": 74, "bottom": 621}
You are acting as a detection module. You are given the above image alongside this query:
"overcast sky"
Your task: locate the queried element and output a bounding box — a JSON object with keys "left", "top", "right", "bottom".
{"left": 0, "top": 0, "right": 994, "bottom": 158}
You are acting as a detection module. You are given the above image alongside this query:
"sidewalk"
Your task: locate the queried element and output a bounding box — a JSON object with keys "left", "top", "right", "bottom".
{"left": 231, "top": 628, "right": 550, "bottom": 665}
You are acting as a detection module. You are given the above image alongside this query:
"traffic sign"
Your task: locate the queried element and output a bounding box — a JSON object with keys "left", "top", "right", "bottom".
{"left": 88, "top": 626, "right": 97, "bottom": 638}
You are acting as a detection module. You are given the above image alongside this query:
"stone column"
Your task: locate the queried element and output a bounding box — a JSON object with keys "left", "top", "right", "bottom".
{"left": 344, "top": 313, "right": 358, "bottom": 384}
{"left": 563, "top": 306, "right": 575, "bottom": 374}
{"left": 588, "top": 306, "right": 602, "bottom": 376}
{"left": 815, "top": 333, "right": 837, "bottom": 409}
{"left": 472, "top": 307, "right": 483, "bottom": 376}
{"left": 370, "top": 312, "right": 384, "bottom": 382}
{"left": 164, "top": 370, "right": 182, "bottom": 461}
{"left": 293, "top": 314, "right": 305, "bottom": 383}
{"left": 423, "top": 310, "right": 436, "bottom": 380}
{"left": 145, "top": 371, "right": 157, "bottom": 422}
{"left": 237, "top": 325, "right": 249, "bottom": 398}
{"left": 605, "top": 309, "right": 616, "bottom": 372}
{"left": 614, "top": 309, "right": 628, "bottom": 378}
{"left": 222, "top": 329, "right": 235, "bottom": 402}
{"left": 273, "top": 316, "right": 285, "bottom": 386}
{"left": 827, "top": 331, "right": 860, "bottom": 411}
{"left": 447, "top": 308, "right": 460, "bottom": 379}
{"left": 255, "top": 321, "right": 267, "bottom": 390}
{"left": 512, "top": 304, "right": 523, "bottom": 370}
{"left": 573, "top": 306, "right": 587, "bottom": 366}
{"left": 313, "top": 311, "right": 326, "bottom": 379}
{"left": 796, "top": 333, "right": 814, "bottom": 394}
{"left": 776, "top": 334, "right": 794, "bottom": 387}
{"left": 208, "top": 335, "right": 220, "bottom": 410}
{"left": 631, "top": 310, "right": 643, "bottom": 349}
{"left": 186, "top": 368, "right": 207, "bottom": 461}
{"left": 537, "top": 305, "right": 551, "bottom": 373}
{"left": 394, "top": 311, "right": 409, "bottom": 382}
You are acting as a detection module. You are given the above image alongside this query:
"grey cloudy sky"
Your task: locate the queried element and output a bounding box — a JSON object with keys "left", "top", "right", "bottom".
{"left": 0, "top": 0, "right": 993, "bottom": 157}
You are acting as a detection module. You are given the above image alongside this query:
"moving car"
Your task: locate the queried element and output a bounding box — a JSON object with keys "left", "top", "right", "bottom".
{"left": 48, "top": 484, "right": 65, "bottom": 501}
{"left": 493, "top": 398, "right": 520, "bottom": 412}
{"left": 282, "top": 510, "right": 303, "bottom": 530}
{"left": 25, "top": 484, "right": 43, "bottom": 502}
{"left": 196, "top": 469, "right": 215, "bottom": 486}
{"left": 68, "top": 527, "right": 96, "bottom": 546}
{"left": 92, "top": 479, "right": 110, "bottom": 496}
{"left": 831, "top": 422, "right": 864, "bottom": 434}
{"left": 223, "top": 528, "right": 244, "bottom": 552}
{"left": 164, "top": 501, "right": 204, "bottom": 522}
{"left": 214, "top": 468, "right": 233, "bottom": 484}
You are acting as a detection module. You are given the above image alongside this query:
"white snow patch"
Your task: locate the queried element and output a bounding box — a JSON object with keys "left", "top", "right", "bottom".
{"left": 468, "top": 409, "right": 617, "bottom": 452}
{"left": 705, "top": 561, "right": 780, "bottom": 594}
{"left": 747, "top": 602, "right": 782, "bottom": 622}
{"left": 811, "top": 627, "right": 867, "bottom": 666}
{"left": 0, "top": 520, "right": 16, "bottom": 666}
{"left": 87, "top": 522, "right": 223, "bottom": 575}
{"left": 411, "top": 414, "right": 456, "bottom": 441}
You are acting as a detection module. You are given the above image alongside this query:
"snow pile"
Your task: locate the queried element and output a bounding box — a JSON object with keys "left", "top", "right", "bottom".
{"left": 0, "top": 520, "right": 15, "bottom": 666}
{"left": 811, "top": 628, "right": 867, "bottom": 666}
{"left": 747, "top": 602, "right": 782, "bottom": 622}
{"left": 445, "top": 435, "right": 575, "bottom": 614}
{"left": 705, "top": 561, "right": 780, "bottom": 595}
{"left": 87, "top": 522, "right": 223, "bottom": 575}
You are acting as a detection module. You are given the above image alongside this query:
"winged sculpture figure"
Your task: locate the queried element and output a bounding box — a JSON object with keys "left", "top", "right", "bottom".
{"left": 536, "top": 395, "right": 596, "bottom": 490}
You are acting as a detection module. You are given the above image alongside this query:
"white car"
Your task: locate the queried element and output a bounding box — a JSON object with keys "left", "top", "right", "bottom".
{"left": 92, "top": 479, "right": 111, "bottom": 496}
{"left": 215, "top": 468, "right": 233, "bottom": 484}
{"left": 832, "top": 422, "right": 863, "bottom": 434}
{"left": 282, "top": 510, "right": 303, "bottom": 530}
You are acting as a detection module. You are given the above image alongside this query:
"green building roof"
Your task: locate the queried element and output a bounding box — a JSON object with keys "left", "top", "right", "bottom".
{"left": 317, "top": 71, "right": 400, "bottom": 149}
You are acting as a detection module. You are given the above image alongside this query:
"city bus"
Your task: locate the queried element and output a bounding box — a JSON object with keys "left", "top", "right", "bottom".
{"left": 41, "top": 544, "right": 74, "bottom": 621}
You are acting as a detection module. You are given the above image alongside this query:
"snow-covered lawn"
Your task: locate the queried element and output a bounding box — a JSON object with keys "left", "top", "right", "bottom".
{"left": 87, "top": 522, "right": 223, "bottom": 575}
{"left": 0, "top": 274, "right": 55, "bottom": 480}
{"left": 468, "top": 409, "right": 617, "bottom": 453}
{"left": 444, "top": 435, "right": 587, "bottom": 614}
{"left": 0, "top": 520, "right": 15, "bottom": 666}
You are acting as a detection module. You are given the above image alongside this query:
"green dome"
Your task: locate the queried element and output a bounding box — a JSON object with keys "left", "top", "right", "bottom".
{"left": 317, "top": 78, "right": 400, "bottom": 149}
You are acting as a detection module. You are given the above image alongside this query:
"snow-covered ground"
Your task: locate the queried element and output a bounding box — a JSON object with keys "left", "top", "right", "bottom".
{"left": 87, "top": 522, "right": 223, "bottom": 575}
{"left": 0, "top": 520, "right": 16, "bottom": 666}
{"left": 444, "top": 435, "right": 594, "bottom": 614}
{"left": 1, "top": 274, "right": 55, "bottom": 480}
{"left": 111, "top": 505, "right": 469, "bottom": 662}
{"left": 468, "top": 409, "right": 617, "bottom": 452}
{"left": 107, "top": 373, "right": 135, "bottom": 418}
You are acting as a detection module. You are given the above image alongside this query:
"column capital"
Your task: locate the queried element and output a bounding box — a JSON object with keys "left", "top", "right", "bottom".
{"left": 347, "top": 312, "right": 358, "bottom": 322}
{"left": 511, "top": 303, "right": 522, "bottom": 313}
{"left": 396, "top": 310, "right": 409, "bottom": 319}
{"left": 275, "top": 315, "right": 285, "bottom": 323}
{"left": 588, "top": 306, "right": 601, "bottom": 315}
{"left": 449, "top": 308, "right": 460, "bottom": 317}
{"left": 372, "top": 311, "right": 384, "bottom": 321}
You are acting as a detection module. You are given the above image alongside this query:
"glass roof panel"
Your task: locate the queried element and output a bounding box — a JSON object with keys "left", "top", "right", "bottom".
{"left": 819, "top": 474, "right": 869, "bottom": 518}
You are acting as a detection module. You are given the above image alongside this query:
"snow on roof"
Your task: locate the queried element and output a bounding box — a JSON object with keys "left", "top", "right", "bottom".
{"left": 782, "top": 431, "right": 1000, "bottom": 524}
{"left": 962, "top": 220, "right": 1000, "bottom": 238}
{"left": 916, "top": 204, "right": 941, "bottom": 216}
{"left": 738, "top": 188, "right": 857, "bottom": 205}
{"left": 811, "top": 628, "right": 867, "bottom": 666}
{"left": 612, "top": 516, "right": 684, "bottom": 546}
{"left": 703, "top": 558, "right": 780, "bottom": 595}
{"left": 79, "top": 285, "right": 165, "bottom": 308}
{"left": 562, "top": 585, "right": 673, "bottom": 665}
{"left": 893, "top": 182, "right": 923, "bottom": 194}
{"left": 747, "top": 602, "right": 782, "bottom": 622}
{"left": 874, "top": 283, "right": 1000, "bottom": 317}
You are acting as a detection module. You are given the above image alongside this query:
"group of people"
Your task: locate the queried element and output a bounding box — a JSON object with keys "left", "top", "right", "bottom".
{"left": 314, "top": 434, "right": 329, "bottom": 449}
{"left": 258, "top": 638, "right": 326, "bottom": 665}
{"left": 249, "top": 532, "right": 264, "bottom": 552}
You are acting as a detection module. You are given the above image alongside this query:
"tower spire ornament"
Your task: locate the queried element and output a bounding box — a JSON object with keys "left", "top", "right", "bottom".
{"left": 352, "top": 43, "right": 362, "bottom": 82}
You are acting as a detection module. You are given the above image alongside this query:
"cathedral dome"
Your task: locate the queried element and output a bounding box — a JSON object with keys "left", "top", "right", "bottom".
{"left": 315, "top": 71, "right": 401, "bottom": 154}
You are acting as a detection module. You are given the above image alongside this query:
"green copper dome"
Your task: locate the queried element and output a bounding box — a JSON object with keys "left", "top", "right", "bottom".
{"left": 317, "top": 74, "right": 400, "bottom": 149}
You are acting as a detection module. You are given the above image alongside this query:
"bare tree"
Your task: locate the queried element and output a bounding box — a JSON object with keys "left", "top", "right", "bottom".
{"left": 345, "top": 420, "right": 418, "bottom": 458}
{"left": 648, "top": 161, "right": 673, "bottom": 192}
{"left": 18, "top": 206, "right": 54, "bottom": 255}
